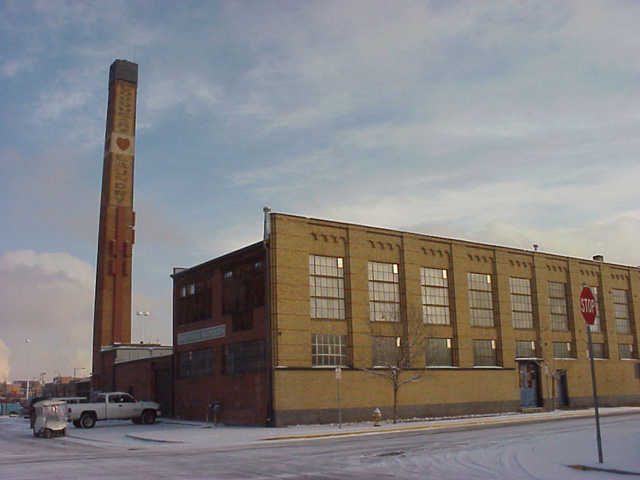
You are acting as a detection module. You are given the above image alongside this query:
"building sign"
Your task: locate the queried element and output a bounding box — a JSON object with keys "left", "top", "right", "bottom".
{"left": 106, "top": 81, "right": 136, "bottom": 208}
{"left": 112, "top": 82, "right": 136, "bottom": 135}
{"left": 177, "top": 325, "right": 226, "bottom": 345}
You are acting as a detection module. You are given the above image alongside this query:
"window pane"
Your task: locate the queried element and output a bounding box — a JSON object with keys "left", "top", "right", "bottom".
{"left": 309, "top": 255, "right": 346, "bottom": 319}
{"left": 368, "top": 262, "right": 400, "bottom": 322}
{"left": 618, "top": 344, "right": 635, "bottom": 359}
{"left": 426, "top": 338, "right": 453, "bottom": 367}
{"left": 510, "top": 278, "right": 533, "bottom": 329}
{"left": 224, "top": 341, "right": 266, "bottom": 375}
{"left": 311, "top": 334, "right": 347, "bottom": 366}
{"left": 473, "top": 339, "right": 498, "bottom": 366}
{"left": 468, "top": 274, "right": 494, "bottom": 327}
{"left": 548, "top": 282, "right": 568, "bottom": 331}
{"left": 590, "top": 343, "right": 605, "bottom": 359}
{"left": 553, "top": 342, "right": 573, "bottom": 359}
{"left": 515, "top": 340, "right": 536, "bottom": 358}
{"left": 177, "top": 348, "right": 214, "bottom": 379}
{"left": 372, "top": 337, "right": 401, "bottom": 367}
{"left": 421, "top": 268, "right": 450, "bottom": 325}
{"left": 613, "top": 290, "right": 631, "bottom": 334}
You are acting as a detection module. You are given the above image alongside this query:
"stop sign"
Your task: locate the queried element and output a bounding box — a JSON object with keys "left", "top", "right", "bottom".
{"left": 580, "top": 286, "right": 597, "bottom": 325}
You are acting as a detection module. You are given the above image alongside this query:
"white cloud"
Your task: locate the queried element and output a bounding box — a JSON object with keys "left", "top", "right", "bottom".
{"left": 7, "top": 147, "right": 100, "bottom": 244}
{"left": 476, "top": 214, "right": 640, "bottom": 266}
{"left": 0, "top": 251, "right": 94, "bottom": 380}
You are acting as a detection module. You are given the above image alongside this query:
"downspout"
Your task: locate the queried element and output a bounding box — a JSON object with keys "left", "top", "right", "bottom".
{"left": 263, "top": 207, "right": 275, "bottom": 426}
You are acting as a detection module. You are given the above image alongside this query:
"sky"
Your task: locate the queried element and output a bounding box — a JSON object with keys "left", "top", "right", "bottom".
{"left": 1, "top": 0, "right": 639, "bottom": 384}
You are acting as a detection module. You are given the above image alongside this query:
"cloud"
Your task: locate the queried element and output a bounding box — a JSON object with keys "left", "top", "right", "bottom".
{"left": 0, "top": 338, "right": 10, "bottom": 382}
{"left": 6, "top": 146, "right": 100, "bottom": 245}
{"left": 0, "top": 250, "right": 94, "bottom": 380}
{"left": 471, "top": 213, "right": 640, "bottom": 264}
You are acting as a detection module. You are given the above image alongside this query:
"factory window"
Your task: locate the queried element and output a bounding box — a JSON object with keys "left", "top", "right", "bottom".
{"left": 515, "top": 340, "right": 537, "bottom": 359}
{"left": 368, "top": 262, "right": 400, "bottom": 322}
{"left": 372, "top": 336, "right": 402, "bottom": 367}
{"left": 618, "top": 344, "right": 635, "bottom": 360}
{"left": 421, "top": 268, "right": 450, "bottom": 325}
{"left": 510, "top": 278, "right": 534, "bottom": 329}
{"left": 589, "top": 343, "right": 606, "bottom": 359}
{"left": 224, "top": 340, "right": 266, "bottom": 376}
{"left": 425, "top": 338, "right": 453, "bottom": 367}
{"left": 222, "top": 261, "right": 265, "bottom": 332}
{"left": 473, "top": 339, "right": 498, "bottom": 366}
{"left": 548, "top": 282, "right": 569, "bottom": 331}
{"left": 309, "top": 255, "right": 345, "bottom": 320}
{"left": 177, "top": 348, "right": 213, "bottom": 378}
{"left": 468, "top": 273, "right": 494, "bottom": 327}
{"left": 612, "top": 289, "right": 631, "bottom": 334}
{"left": 552, "top": 342, "right": 573, "bottom": 359}
{"left": 311, "top": 334, "right": 348, "bottom": 367}
{"left": 177, "top": 280, "right": 212, "bottom": 325}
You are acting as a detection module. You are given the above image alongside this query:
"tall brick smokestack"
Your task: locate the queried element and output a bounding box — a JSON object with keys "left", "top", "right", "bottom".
{"left": 92, "top": 60, "right": 138, "bottom": 391}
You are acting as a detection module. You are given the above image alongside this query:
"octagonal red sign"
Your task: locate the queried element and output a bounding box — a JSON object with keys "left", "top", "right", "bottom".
{"left": 580, "top": 286, "right": 597, "bottom": 325}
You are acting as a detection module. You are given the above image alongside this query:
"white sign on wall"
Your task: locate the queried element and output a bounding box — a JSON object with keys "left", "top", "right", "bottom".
{"left": 177, "top": 325, "right": 226, "bottom": 345}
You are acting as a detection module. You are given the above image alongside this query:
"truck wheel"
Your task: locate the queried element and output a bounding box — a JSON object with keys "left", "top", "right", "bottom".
{"left": 61, "top": 428, "right": 67, "bottom": 437}
{"left": 73, "top": 420, "right": 82, "bottom": 428}
{"left": 43, "top": 429, "right": 52, "bottom": 439}
{"left": 80, "top": 413, "right": 96, "bottom": 429}
{"left": 140, "top": 410, "right": 156, "bottom": 425}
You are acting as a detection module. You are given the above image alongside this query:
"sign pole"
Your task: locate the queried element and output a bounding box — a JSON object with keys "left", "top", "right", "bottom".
{"left": 580, "top": 284, "right": 603, "bottom": 463}
{"left": 335, "top": 367, "right": 342, "bottom": 429}
{"left": 587, "top": 324, "right": 604, "bottom": 463}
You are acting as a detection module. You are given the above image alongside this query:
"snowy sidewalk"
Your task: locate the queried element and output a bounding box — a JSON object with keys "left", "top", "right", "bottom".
{"left": 104, "top": 406, "right": 640, "bottom": 447}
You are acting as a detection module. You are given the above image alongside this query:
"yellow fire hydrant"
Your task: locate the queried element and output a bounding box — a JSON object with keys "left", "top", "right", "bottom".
{"left": 373, "top": 408, "right": 382, "bottom": 427}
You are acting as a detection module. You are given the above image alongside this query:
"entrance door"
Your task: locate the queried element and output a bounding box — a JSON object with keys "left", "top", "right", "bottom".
{"left": 557, "top": 370, "right": 569, "bottom": 407}
{"left": 519, "top": 362, "right": 541, "bottom": 408}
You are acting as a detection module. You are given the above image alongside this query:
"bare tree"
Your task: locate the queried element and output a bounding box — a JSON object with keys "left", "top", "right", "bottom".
{"left": 361, "top": 309, "right": 430, "bottom": 423}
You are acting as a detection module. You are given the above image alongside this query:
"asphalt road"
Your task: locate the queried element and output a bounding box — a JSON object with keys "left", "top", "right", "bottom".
{"left": 1, "top": 414, "right": 638, "bottom": 479}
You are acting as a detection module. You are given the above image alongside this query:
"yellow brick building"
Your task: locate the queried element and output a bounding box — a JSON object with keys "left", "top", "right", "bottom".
{"left": 173, "top": 212, "right": 640, "bottom": 426}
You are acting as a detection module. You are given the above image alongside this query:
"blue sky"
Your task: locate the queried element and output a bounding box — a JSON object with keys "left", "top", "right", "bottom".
{"left": 1, "top": 0, "right": 639, "bottom": 382}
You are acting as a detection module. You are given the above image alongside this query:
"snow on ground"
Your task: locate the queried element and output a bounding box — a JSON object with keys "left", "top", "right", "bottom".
{"left": 1, "top": 407, "right": 639, "bottom": 479}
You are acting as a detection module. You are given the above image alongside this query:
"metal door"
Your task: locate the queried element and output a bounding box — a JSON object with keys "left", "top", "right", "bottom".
{"left": 519, "top": 362, "right": 541, "bottom": 408}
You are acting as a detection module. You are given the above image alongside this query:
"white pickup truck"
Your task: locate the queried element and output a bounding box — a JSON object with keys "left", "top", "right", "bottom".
{"left": 67, "top": 392, "right": 161, "bottom": 429}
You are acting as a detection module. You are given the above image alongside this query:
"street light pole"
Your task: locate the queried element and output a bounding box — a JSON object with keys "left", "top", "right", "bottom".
{"left": 25, "top": 339, "right": 31, "bottom": 399}
{"left": 136, "top": 311, "right": 150, "bottom": 343}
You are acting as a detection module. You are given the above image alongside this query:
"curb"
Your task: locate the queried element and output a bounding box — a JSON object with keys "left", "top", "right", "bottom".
{"left": 569, "top": 464, "right": 640, "bottom": 476}
{"left": 125, "top": 434, "right": 184, "bottom": 444}
{"left": 262, "top": 408, "right": 640, "bottom": 442}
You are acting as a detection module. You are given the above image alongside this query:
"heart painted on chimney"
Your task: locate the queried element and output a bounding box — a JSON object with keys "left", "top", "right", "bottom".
{"left": 116, "top": 137, "right": 131, "bottom": 151}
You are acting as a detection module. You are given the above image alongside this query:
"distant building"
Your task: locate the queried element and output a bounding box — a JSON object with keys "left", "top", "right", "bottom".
{"left": 43, "top": 376, "right": 91, "bottom": 399}
{"left": 172, "top": 212, "right": 640, "bottom": 426}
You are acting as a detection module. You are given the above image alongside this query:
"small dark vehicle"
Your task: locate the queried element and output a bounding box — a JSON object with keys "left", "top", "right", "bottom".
{"left": 23, "top": 395, "right": 49, "bottom": 419}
